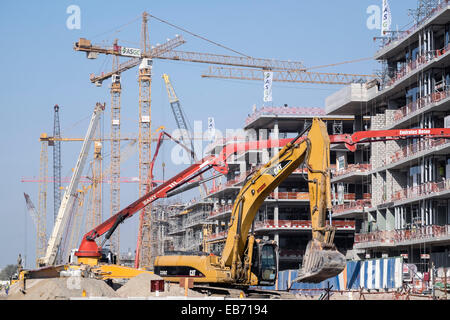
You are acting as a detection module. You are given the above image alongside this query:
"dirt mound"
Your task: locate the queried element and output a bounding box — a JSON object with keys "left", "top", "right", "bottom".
{"left": 117, "top": 273, "right": 205, "bottom": 298}
{"left": 7, "top": 277, "right": 119, "bottom": 300}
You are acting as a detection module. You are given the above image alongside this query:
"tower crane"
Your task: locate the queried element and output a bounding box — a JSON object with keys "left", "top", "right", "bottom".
{"left": 73, "top": 12, "right": 377, "bottom": 269}
{"left": 52, "top": 105, "right": 62, "bottom": 223}
{"left": 201, "top": 66, "right": 378, "bottom": 85}
{"left": 110, "top": 40, "right": 122, "bottom": 257}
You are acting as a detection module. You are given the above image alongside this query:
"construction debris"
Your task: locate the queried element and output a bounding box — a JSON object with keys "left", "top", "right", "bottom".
{"left": 116, "top": 273, "right": 205, "bottom": 298}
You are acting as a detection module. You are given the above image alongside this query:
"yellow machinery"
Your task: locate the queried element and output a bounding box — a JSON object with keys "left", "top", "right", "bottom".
{"left": 16, "top": 118, "right": 344, "bottom": 288}
{"left": 153, "top": 118, "right": 346, "bottom": 286}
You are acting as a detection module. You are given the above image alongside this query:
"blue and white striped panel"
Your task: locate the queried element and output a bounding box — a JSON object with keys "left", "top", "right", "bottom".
{"left": 254, "top": 257, "right": 404, "bottom": 292}
{"left": 346, "top": 261, "right": 361, "bottom": 289}
{"left": 394, "top": 257, "right": 403, "bottom": 288}
{"left": 361, "top": 257, "right": 403, "bottom": 290}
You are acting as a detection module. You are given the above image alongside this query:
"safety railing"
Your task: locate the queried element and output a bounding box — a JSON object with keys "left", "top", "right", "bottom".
{"left": 333, "top": 164, "right": 372, "bottom": 178}
{"left": 245, "top": 106, "right": 326, "bottom": 125}
{"left": 383, "top": 40, "right": 450, "bottom": 92}
{"left": 254, "top": 219, "right": 355, "bottom": 230}
{"left": 378, "top": 0, "right": 450, "bottom": 51}
{"left": 209, "top": 204, "right": 233, "bottom": 218}
{"left": 355, "top": 225, "right": 450, "bottom": 245}
{"left": 268, "top": 192, "right": 309, "bottom": 200}
{"left": 208, "top": 177, "right": 242, "bottom": 194}
{"left": 207, "top": 231, "right": 227, "bottom": 241}
{"left": 393, "top": 88, "right": 450, "bottom": 123}
{"left": 392, "top": 178, "right": 450, "bottom": 202}
{"left": 333, "top": 199, "right": 372, "bottom": 215}
{"left": 388, "top": 138, "right": 450, "bottom": 165}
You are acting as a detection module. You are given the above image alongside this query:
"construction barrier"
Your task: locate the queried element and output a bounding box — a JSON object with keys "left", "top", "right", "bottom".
{"left": 255, "top": 257, "right": 403, "bottom": 294}
{"left": 345, "top": 258, "right": 403, "bottom": 290}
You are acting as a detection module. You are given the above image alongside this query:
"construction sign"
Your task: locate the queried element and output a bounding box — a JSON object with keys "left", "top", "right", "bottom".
{"left": 263, "top": 71, "right": 273, "bottom": 102}
{"left": 381, "top": 0, "right": 392, "bottom": 36}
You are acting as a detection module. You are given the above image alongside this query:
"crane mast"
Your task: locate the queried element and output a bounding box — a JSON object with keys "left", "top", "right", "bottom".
{"left": 40, "top": 102, "right": 105, "bottom": 266}
{"left": 136, "top": 12, "right": 153, "bottom": 269}
{"left": 110, "top": 51, "right": 122, "bottom": 257}
{"left": 52, "top": 105, "right": 62, "bottom": 223}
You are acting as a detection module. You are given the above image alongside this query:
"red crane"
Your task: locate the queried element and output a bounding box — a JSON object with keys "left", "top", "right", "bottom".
{"left": 75, "top": 126, "right": 450, "bottom": 265}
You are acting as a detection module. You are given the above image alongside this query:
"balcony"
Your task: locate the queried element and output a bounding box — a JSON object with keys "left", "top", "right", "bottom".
{"left": 268, "top": 192, "right": 309, "bottom": 201}
{"left": 245, "top": 106, "right": 326, "bottom": 126}
{"left": 207, "top": 176, "right": 242, "bottom": 197}
{"left": 206, "top": 220, "right": 355, "bottom": 242}
{"left": 254, "top": 219, "right": 355, "bottom": 231}
{"left": 391, "top": 89, "right": 450, "bottom": 128}
{"left": 392, "top": 178, "right": 450, "bottom": 203}
{"left": 332, "top": 164, "right": 372, "bottom": 183}
{"left": 208, "top": 204, "right": 233, "bottom": 219}
{"left": 354, "top": 225, "right": 450, "bottom": 249}
{"left": 385, "top": 138, "right": 450, "bottom": 168}
{"left": 333, "top": 199, "right": 372, "bottom": 219}
{"left": 376, "top": 1, "right": 450, "bottom": 58}
{"left": 207, "top": 231, "right": 227, "bottom": 242}
{"left": 374, "top": 48, "right": 450, "bottom": 114}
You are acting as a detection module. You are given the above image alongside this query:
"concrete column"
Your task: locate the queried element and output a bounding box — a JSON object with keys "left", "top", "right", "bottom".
{"left": 273, "top": 121, "right": 280, "bottom": 198}
{"left": 354, "top": 114, "right": 363, "bottom": 132}
{"left": 386, "top": 208, "right": 395, "bottom": 231}
{"left": 394, "top": 207, "right": 400, "bottom": 229}
{"left": 274, "top": 205, "right": 279, "bottom": 226}
{"left": 377, "top": 210, "right": 386, "bottom": 231}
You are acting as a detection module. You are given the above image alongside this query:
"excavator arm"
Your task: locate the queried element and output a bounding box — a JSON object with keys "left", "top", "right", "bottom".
{"left": 154, "top": 118, "right": 345, "bottom": 286}
{"left": 222, "top": 118, "right": 344, "bottom": 284}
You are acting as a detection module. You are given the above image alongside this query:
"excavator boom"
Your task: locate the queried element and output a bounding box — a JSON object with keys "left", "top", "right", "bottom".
{"left": 154, "top": 118, "right": 345, "bottom": 286}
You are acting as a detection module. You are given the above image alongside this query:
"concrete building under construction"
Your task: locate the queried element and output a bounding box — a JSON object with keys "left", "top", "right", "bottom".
{"left": 167, "top": 1, "right": 450, "bottom": 278}
{"left": 168, "top": 107, "right": 359, "bottom": 271}
{"left": 326, "top": 1, "right": 450, "bottom": 273}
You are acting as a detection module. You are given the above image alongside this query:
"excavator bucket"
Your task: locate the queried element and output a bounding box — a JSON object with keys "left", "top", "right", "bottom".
{"left": 294, "top": 239, "right": 346, "bottom": 284}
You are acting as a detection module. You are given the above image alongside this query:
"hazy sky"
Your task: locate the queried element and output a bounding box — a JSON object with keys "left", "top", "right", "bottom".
{"left": 0, "top": 0, "right": 418, "bottom": 269}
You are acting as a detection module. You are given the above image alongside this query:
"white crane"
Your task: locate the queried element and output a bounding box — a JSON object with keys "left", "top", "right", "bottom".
{"left": 39, "top": 102, "right": 105, "bottom": 266}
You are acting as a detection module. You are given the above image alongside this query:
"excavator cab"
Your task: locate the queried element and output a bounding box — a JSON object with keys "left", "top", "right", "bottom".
{"left": 250, "top": 240, "right": 278, "bottom": 286}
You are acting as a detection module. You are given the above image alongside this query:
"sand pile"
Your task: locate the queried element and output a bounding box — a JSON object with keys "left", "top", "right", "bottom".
{"left": 7, "top": 277, "right": 119, "bottom": 300}
{"left": 117, "top": 273, "right": 205, "bottom": 298}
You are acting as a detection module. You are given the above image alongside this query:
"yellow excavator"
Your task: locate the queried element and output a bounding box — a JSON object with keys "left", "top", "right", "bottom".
{"left": 154, "top": 118, "right": 346, "bottom": 286}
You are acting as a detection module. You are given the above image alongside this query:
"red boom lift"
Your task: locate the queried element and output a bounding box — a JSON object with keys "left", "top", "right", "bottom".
{"left": 75, "top": 126, "right": 450, "bottom": 267}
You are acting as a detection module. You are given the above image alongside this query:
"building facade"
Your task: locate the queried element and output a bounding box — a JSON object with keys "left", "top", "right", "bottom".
{"left": 325, "top": 2, "right": 450, "bottom": 273}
